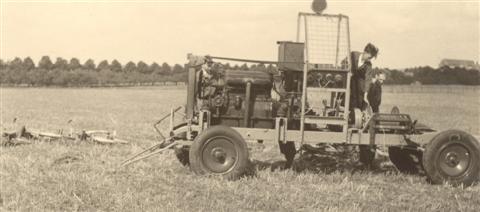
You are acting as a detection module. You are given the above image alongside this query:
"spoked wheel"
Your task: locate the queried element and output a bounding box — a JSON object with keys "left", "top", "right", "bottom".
{"left": 423, "top": 130, "right": 480, "bottom": 186}
{"left": 189, "top": 126, "right": 249, "bottom": 180}
{"left": 388, "top": 146, "right": 423, "bottom": 174}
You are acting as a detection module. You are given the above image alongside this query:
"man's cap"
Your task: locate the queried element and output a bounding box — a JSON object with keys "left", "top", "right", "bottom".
{"left": 364, "top": 43, "right": 379, "bottom": 58}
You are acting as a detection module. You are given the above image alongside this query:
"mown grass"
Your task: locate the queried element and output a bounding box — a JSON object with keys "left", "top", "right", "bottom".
{"left": 1, "top": 86, "right": 479, "bottom": 211}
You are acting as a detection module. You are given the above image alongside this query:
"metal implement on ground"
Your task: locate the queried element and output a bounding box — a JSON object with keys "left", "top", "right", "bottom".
{"left": 2, "top": 119, "right": 129, "bottom": 146}
{"left": 123, "top": 12, "right": 480, "bottom": 186}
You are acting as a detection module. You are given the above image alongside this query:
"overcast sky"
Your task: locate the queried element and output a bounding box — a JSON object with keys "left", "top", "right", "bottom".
{"left": 1, "top": 0, "right": 478, "bottom": 69}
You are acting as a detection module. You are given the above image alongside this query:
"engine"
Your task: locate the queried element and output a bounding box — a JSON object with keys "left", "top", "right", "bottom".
{"left": 197, "top": 68, "right": 276, "bottom": 129}
{"left": 189, "top": 40, "right": 309, "bottom": 130}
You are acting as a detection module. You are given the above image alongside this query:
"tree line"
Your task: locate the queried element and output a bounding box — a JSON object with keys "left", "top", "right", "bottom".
{"left": 379, "top": 66, "right": 479, "bottom": 85}
{"left": 0, "top": 56, "right": 478, "bottom": 86}
{"left": 0, "top": 56, "right": 188, "bottom": 86}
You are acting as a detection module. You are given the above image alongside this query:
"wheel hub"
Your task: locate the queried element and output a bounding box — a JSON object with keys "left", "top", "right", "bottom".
{"left": 438, "top": 144, "right": 471, "bottom": 177}
{"left": 211, "top": 147, "right": 227, "bottom": 163}
{"left": 201, "top": 136, "right": 238, "bottom": 173}
{"left": 445, "top": 152, "right": 460, "bottom": 167}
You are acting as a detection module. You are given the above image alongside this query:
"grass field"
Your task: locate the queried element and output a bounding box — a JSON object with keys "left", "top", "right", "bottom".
{"left": 1, "top": 86, "right": 479, "bottom": 211}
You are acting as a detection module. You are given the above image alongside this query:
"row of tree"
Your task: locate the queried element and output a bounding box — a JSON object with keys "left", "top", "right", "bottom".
{"left": 380, "top": 66, "right": 479, "bottom": 85}
{"left": 0, "top": 56, "right": 190, "bottom": 86}
{"left": 0, "top": 56, "right": 478, "bottom": 86}
{"left": 0, "top": 56, "right": 184, "bottom": 75}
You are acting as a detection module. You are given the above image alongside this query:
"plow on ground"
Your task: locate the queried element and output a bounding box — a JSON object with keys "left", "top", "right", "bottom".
{"left": 1, "top": 118, "right": 129, "bottom": 146}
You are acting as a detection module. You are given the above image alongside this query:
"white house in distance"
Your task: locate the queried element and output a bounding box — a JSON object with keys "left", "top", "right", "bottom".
{"left": 439, "top": 59, "right": 480, "bottom": 70}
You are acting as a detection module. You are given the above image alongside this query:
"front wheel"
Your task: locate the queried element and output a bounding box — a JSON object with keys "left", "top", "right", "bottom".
{"left": 423, "top": 130, "right": 480, "bottom": 186}
{"left": 189, "top": 126, "right": 250, "bottom": 180}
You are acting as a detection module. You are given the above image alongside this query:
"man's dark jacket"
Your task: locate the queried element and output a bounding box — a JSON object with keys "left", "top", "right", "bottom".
{"left": 349, "top": 51, "right": 373, "bottom": 110}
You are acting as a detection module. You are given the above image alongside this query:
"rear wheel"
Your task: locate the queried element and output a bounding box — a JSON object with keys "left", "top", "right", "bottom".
{"left": 423, "top": 130, "right": 480, "bottom": 186}
{"left": 189, "top": 125, "right": 249, "bottom": 180}
{"left": 388, "top": 146, "right": 423, "bottom": 174}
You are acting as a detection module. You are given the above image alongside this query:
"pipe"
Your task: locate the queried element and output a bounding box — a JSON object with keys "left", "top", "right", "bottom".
{"left": 244, "top": 82, "right": 252, "bottom": 128}
{"left": 209, "top": 55, "right": 303, "bottom": 65}
{"left": 186, "top": 66, "right": 196, "bottom": 120}
{"left": 210, "top": 56, "right": 278, "bottom": 65}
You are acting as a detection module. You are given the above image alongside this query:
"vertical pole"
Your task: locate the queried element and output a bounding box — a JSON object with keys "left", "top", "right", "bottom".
{"left": 343, "top": 17, "right": 352, "bottom": 135}
{"left": 300, "top": 14, "right": 309, "bottom": 146}
{"left": 186, "top": 66, "right": 196, "bottom": 120}
{"left": 346, "top": 16, "right": 352, "bottom": 70}
{"left": 296, "top": 13, "right": 301, "bottom": 42}
{"left": 335, "top": 16, "right": 342, "bottom": 68}
{"left": 244, "top": 82, "right": 252, "bottom": 128}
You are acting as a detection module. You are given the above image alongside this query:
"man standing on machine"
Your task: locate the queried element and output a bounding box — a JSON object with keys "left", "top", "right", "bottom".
{"left": 349, "top": 43, "right": 379, "bottom": 168}
{"left": 350, "top": 43, "right": 379, "bottom": 112}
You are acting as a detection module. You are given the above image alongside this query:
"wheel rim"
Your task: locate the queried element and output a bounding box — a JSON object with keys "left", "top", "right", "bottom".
{"left": 201, "top": 136, "right": 238, "bottom": 173}
{"left": 437, "top": 144, "right": 471, "bottom": 177}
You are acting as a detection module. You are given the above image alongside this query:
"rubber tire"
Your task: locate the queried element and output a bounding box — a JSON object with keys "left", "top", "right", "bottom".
{"left": 423, "top": 130, "right": 480, "bottom": 186}
{"left": 359, "top": 145, "right": 375, "bottom": 166}
{"left": 189, "top": 125, "right": 249, "bottom": 180}
{"left": 388, "top": 146, "right": 423, "bottom": 174}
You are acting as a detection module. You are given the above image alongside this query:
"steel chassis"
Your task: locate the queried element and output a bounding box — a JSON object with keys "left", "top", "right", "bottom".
{"left": 178, "top": 13, "right": 438, "bottom": 148}
{"left": 121, "top": 13, "right": 439, "bottom": 167}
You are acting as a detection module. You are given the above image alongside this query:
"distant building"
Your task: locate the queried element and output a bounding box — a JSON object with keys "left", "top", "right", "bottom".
{"left": 439, "top": 59, "right": 479, "bottom": 70}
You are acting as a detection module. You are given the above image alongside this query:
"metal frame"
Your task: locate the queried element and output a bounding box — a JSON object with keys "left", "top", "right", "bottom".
{"left": 297, "top": 13, "right": 352, "bottom": 146}
{"left": 121, "top": 12, "right": 479, "bottom": 189}
{"left": 230, "top": 126, "right": 437, "bottom": 146}
{"left": 176, "top": 13, "right": 438, "bottom": 149}
{"left": 120, "top": 12, "right": 443, "bottom": 168}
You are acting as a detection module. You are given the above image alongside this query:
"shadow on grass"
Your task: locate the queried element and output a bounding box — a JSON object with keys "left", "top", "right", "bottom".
{"left": 250, "top": 145, "right": 423, "bottom": 177}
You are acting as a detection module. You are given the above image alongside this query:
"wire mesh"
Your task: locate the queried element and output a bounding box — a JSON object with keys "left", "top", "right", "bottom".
{"left": 304, "top": 15, "right": 350, "bottom": 69}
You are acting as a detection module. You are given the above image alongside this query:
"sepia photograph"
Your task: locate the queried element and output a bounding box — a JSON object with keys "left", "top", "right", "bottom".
{"left": 1, "top": 0, "right": 479, "bottom": 211}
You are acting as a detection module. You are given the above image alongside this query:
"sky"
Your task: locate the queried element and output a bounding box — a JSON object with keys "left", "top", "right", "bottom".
{"left": 1, "top": 0, "right": 479, "bottom": 69}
